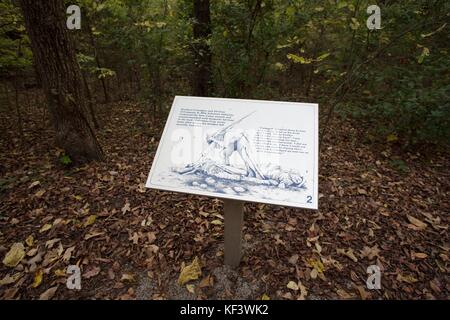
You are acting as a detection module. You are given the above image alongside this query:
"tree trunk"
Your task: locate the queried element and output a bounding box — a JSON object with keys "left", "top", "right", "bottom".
{"left": 193, "top": 0, "right": 212, "bottom": 97}
{"left": 18, "top": 0, "right": 104, "bottom": 163}
{"left": 14, "top": 71, "right": 23, "bottom": 141}
{"left": 85, "top": 15, "right": 110, "bottom": 103}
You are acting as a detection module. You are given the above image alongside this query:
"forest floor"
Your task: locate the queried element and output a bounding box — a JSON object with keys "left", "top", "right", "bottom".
{"left": 0, "top": 100, "right": 449, "bottom": 300}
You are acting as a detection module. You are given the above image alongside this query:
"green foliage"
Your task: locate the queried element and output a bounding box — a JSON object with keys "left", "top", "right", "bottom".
{"left": 342, "top": 1, "right": 450, "bottom": 148}
{"left": 0, "top": 0, "right": 32, "bottom": 73}
{"left": 59, "top": 154, "right": 73, "bottom": 166}
{"left": 1, "top": 0, "right": 448, "bottom": 150}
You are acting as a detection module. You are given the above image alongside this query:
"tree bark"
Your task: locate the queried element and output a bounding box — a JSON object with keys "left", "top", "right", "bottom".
{"left": 18, "top": 0, "right": 104, "bottom": 163}
{"left": 85, "top": 15, "right": 110, "bottom": 103}
{"left": 193, "top": 0, "right": 212, "bottom": 97}
{"left": 81, "top": 70, "right": 99, "bottom": 129}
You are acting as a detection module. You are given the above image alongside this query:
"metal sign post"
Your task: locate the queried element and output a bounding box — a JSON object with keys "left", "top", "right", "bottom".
{"left": 223, "top": 199, "right": 244, "bottom": 267}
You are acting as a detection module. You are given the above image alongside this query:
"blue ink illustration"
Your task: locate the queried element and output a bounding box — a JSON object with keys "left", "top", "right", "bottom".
{"left": 161, "top": 112, "right": 308, "bottom": 200}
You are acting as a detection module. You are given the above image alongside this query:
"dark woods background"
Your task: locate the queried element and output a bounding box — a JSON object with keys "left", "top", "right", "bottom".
{"left": 1, "top": 0, "right": 448, "bottom": 164}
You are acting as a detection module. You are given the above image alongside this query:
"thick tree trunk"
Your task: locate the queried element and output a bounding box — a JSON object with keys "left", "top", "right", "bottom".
{"left": 81, "top": 70, "right": 99, "bottom": 129}
{"left": 193, "top": 0, "right": 212, "bottom": 97}
{"left": 18, "top": 0, "right": 104, "bottom": 163}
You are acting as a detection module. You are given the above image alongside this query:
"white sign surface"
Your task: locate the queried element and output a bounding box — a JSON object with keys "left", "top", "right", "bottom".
{"left": 146, "top": 96, "right": 319, "bottom": 209}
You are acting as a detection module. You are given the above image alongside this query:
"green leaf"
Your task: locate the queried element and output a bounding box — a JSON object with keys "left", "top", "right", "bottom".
{"left": 350, "top": 18, "right": 360, "bottom": 30}
{"left": 287, "top": 53, "right": 312, "bottom": 64}
{"left": 60, "top": 155, "right": 72, "bottom": 166}
{"left": 386, "top": 134, "right": 398, "bottom": 142}
{"left": 338, "top": 1, "right": 348, "bottom": 9}
{"left": 417, "top": 46, "right": 430, "bottom": 64}
{"left": 316, "top": 53, "right": 330, "bottom": 61}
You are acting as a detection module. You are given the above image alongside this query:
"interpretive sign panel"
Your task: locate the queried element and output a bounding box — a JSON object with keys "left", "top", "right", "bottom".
{"left": 146, "top": 96, "right": 319, "bottom": 209}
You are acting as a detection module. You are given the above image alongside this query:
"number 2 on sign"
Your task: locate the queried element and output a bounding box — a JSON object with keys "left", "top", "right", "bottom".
{"left": 306, "top": 196, "right": 312, "bottom": 203}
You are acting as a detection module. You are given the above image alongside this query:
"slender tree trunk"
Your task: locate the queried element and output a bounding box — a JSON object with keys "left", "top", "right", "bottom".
{"left": 193, "top": 0, "right": 212, "bottom": 97}
{"left": 19, "top": 0, "right": 104, "bottom": 163}
{"left": 306, "top": 26, "right": 325, "bottom": 97}
{"left": 155, "top": 0, "right": 168, "bottom": 113}
{"left": 85, "top": 15, "right": 109, "bottom": 103}
{"left": 14, "top": 71, "right": 23, "bottom": 140}
{"left": 134, "top": 64, "right": 141, "bottom": 93}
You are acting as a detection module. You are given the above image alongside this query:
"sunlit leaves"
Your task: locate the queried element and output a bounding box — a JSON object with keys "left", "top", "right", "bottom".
{"left": 2, "top": 243, "right": 25, "bottom": 267}
{"left": 178, "top": 257, "right": 202, "bottom": 285}
{"left": 287, "top": 53, "right": 312, "bottom": 64}
{"left": 350, "top": 17, "right": 360, "bottom": 30}
{"left": 417, "top": 46, "right": 430, "bottom": 64}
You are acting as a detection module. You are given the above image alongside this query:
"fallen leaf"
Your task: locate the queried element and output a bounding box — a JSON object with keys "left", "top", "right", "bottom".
{"left": 84, "top": 215, "right": 97, "bottom": 227}
{"left": 386, "top": 133, "right": 398, "bottom": 142}
{"left": 412, "top": 252, "right": 428, "bottom": 259}
{"left": 429, "top": 278, "right": 441, "bottom": 293}
{"left": 211, "top": 220, "right": 223, "bottom": 225}
{"left": 137, "top": 183, "right": 146, "bottom": 193}
{"left": 121, "top": 273, "right": 135, "bottom": 282}
{"left": 147, "top": 232, "right": 156, "bottom": 243}
{"left": 84, "top": 231, "right": 105, "bottom": 240}
{"left": 25, "top": 235, "right": 34, "bottom": 247}
{"left": 28, "top": 181, "right": 41, "bottom": 189}
{"left": 261, "top": 294, "right": 270, "bottom": 300}
{"left": 356, "top": 285, "right": 370, "bottom": 300}
{"left": 288, "top": 254, "right": 299, "bottom": 265}
{"left": 287, "top": 281, "right": 299, "bottom": 291}
{"left": 199, "top": 275, "right": 212, "bottom": 288}
{"left": 0, "top": 273, "right": 21, "bottom": 286}
{"left": 27, "top": 251, "right": 43, "bottom": 266}
{"left": 397, "top": 273, "right": 418, "bottom": 284}
{"left": 45, "top": 238, "right": 60, "bottom": 249}
{"left": 54, "top": 269, "right": 66, "bottom": 277}
{"left": 274, "top": 234, "right": 285, "bottom": 246}
{"left": 130, "top": 232, "right": 139, "bottom": 245}
{"left": 53, "top": 218, "right": 63, "bottom": 226}
{"left": 108, "top": 268, "right": 115, "bottom": 280}
{"left": 31, "top": 270, "right": 43, "bottom": 288}
{"left": 3, "top": 243, "right": 25, "bottom": 267}
{"left": 63, "top": 246, "right": 75, "bottom": 262}
{"left": 336, "top": 289, "right": 353, "bottom": 299}
{"left": 35, "top": 189, "right": 46, "bottom": 198}
{"left": 178, "top": 256, "right": 201, "bottom": 285}
{"left": 27, "top": 247, "right": 38, "bottom": 257}
{"left": 39, "top": 286, "right": 58, "bottom": 300}
{"left": 407, "top": 215, "right": 427, "bottom": 230}
{"left": 298, "top": 281, "right": 308, "bottom": 300}
{"left": 281, "top": 292, "right": 293, "bottom": 300}
{"left": 360, "top": 245, "right": 380, "bottom": 260}
{"left": 315, "top": 242, "right": 322, "bottom": 254}
{"left": 337, "top": 248, "right": 358, "bottom": 262}
{"left": 83, "top": 266, "right": 101, "bottom": 279}
{"left": 39, "top": 224, "right": 52, "bottom": 233}
{"left": 3, "top": 288, "right": 19, "bottom": 299}
{"left": 357, "top": 188, "right": 367, "bottom": 195}
{"left": 121, "top": 202, "right": 131, "bottom": 215}
{"left": 146, "top": 244, "right": 159, "bottom": 256}
{"left": 308, "top": 258, "right": 325, "bottom": 273}
{"left": 186, "top": 284, "right": 195, "bottom": 294}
